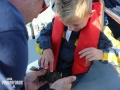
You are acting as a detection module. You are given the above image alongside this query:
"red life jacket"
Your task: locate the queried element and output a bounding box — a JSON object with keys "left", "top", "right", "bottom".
{"left": 52, "top": 2, "right": 103, "bottom": 74}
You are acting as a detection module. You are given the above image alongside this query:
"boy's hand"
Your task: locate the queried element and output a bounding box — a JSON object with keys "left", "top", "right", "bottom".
{"left": 38, "top": 49, "right": 54, "bottom": 72}
{"left": 79, "top": 47, "right": 103, "bottom": 61}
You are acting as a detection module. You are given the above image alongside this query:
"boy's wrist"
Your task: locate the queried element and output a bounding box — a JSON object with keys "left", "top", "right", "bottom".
{"left": 43, "top": 48, "right": 52, "bottom": 52}
{"left": 43, "top": 47, "right": 52, "bottom": 51}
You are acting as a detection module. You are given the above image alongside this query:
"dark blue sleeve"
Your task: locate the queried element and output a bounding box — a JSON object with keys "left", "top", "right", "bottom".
{"left": 36, "top": 19, "right": 54, "bottom": 50}
{"left": 0, "top": 30, "right": 28, "bottom": 89}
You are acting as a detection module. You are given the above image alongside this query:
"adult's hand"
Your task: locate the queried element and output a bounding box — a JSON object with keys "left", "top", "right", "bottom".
{"left": 24, "top": 70, "right": 47, "bottom": 90}
{"left": 50, "top": 76, "right": 76, "bottom": 90}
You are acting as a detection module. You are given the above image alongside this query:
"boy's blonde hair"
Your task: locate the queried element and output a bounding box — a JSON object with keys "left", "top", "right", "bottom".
{"left": 55, "top": 0, "right": 92, "bottom": 23}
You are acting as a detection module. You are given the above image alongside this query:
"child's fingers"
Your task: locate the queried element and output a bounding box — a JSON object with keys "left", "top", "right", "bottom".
{"left": 80, "top": 50, "right": 91, "bottom": 58}
{"left": 87, "top": 56, "right": 95, "bottom": 61}
{"left": 79, "top": 48, "right": 93, "bottom": 54}
{"left": 85, "top": 54, "right": 94, "bottom": 61}
{"left": 38, "top": 58, "right": 42, "bottom": 66}
{"left": 50, "top": 61, "right": 53, "bottom": 72}
{"left": 40, "top": 57, "right": 45, "bottom": 68}
{"left": 44, "top": 59, "right": 49, "bottom": 69}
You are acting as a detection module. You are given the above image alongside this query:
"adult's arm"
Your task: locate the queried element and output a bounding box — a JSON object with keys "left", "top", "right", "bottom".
{"left": 0, "top": 30, "right": 28, "bottom": 89}
{"left": 0, "top": 0, "right": 28, "bottom": 89}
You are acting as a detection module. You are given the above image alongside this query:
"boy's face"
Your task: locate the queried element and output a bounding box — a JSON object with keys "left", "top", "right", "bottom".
{"left": 64, "top": 15, "right": 91, "bottom": 32}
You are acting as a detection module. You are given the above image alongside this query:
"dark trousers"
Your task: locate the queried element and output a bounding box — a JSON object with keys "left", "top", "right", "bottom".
{"left": 72, "top": 73, "right": 86, "bottom": 88}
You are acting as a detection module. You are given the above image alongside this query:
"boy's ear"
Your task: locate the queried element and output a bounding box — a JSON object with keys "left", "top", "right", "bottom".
{"left": 90, "top": 10, "right": 96, "bottom": 17}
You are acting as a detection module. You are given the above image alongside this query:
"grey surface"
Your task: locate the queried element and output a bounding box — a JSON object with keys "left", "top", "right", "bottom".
{"left": 72, "top": 61, "right": 120, "bottom": 90}
{"left": 28, "top": 39, "right": 120, "bottom": 90}
{"left": 28, "top": 39, "right": 40, "bottom": 64}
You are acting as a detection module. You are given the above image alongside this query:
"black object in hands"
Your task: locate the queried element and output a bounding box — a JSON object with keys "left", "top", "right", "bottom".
{"left": 39, "top": 71, "right": 62, "bottom": 83}
{"left": 30, "top": 66, "right": 62, "bottom": 83}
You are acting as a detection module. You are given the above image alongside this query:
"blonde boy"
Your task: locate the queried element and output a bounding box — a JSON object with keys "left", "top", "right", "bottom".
{"left": 36, "top": 0, "right": 111, "bottom": 88}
